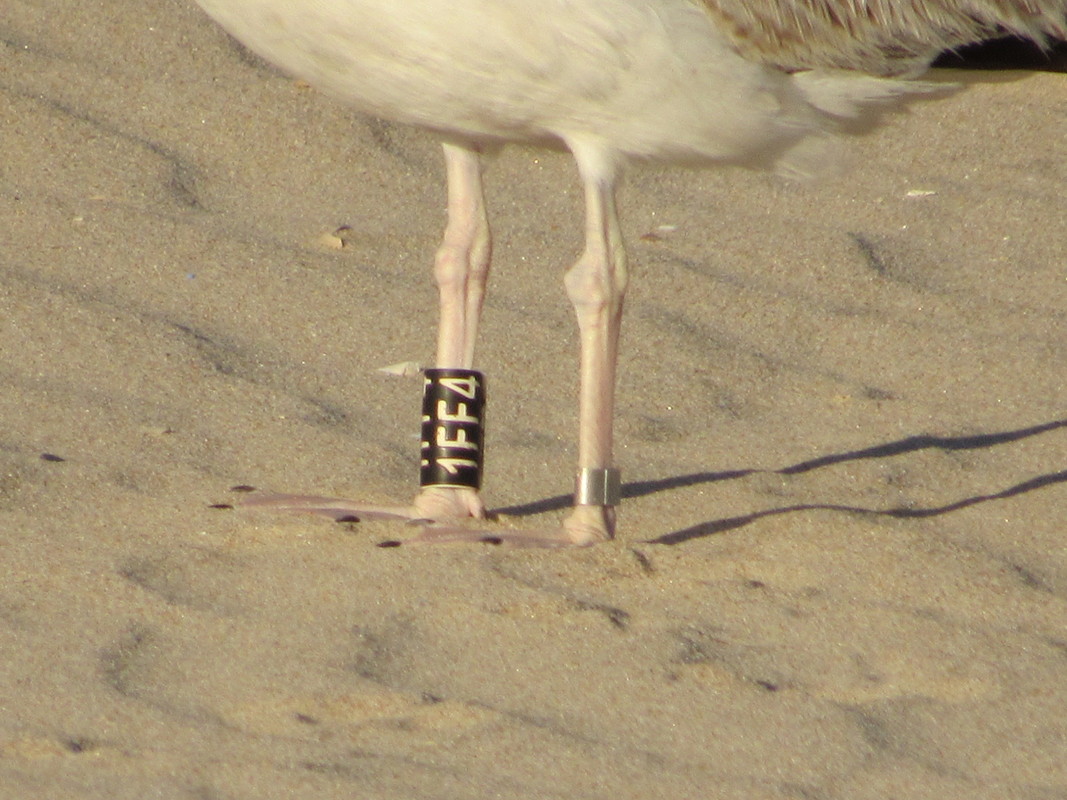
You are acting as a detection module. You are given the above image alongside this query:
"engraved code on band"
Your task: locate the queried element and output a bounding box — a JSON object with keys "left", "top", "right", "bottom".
{"left": 419, "top": 368, "right": 486, "bottom": 489}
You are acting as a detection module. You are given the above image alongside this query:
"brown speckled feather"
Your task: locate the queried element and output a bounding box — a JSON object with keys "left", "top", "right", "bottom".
{"left": 699, "top": 0, "right": 1067, "bottom": 74}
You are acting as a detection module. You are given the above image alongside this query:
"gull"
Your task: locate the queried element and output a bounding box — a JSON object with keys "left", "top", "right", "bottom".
{"left": 193, "top": 0, "right": 1066, "bottom": 546}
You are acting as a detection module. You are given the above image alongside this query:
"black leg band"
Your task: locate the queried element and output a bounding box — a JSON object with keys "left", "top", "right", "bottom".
{"left": 419, "top": 368, "right": 486, "bottom": 489}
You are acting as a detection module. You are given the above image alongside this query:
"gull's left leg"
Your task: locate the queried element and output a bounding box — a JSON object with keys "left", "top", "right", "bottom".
{"left": 240, "top": 140, "right": 493, "bottom": 523}
{"left": 411, "top": 140, "right": 493, "bottom": 520}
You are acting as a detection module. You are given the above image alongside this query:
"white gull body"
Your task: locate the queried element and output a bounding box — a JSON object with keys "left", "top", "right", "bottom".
{"left": 194, "top": 0, "right": 1066, "bottom": 545}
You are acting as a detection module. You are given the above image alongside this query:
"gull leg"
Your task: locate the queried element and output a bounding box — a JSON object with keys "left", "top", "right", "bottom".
{"left": 243, "top": 140, "right": 628, "bottom": 548}
{"left": 433, "top": 141, "right": 492, "bottom": 369}
{"left": 559, "top": 139, "right": 627, "bottom": 544}
{"left": 240, "top": 141, "right": 492, "bottom": 523}
{"left": 404, "top": 138, "right": 626, "bottom": 547}
{"left": 412, "top": 141, "right": 492, "bottom": 520}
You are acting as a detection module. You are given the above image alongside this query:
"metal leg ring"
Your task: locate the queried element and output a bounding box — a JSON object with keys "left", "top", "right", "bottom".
{"left": 574, "top": 467, "right": 622, "bottom": 507}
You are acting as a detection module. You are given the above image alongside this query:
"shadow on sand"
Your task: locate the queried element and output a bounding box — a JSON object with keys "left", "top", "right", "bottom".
{"left": 492, "top": 418, "right": 1067, "bottom": 545}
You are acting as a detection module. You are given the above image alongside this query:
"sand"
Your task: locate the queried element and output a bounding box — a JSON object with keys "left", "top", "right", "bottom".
{"left": 1, "top": 1, "right": 1065, "bottom": 797}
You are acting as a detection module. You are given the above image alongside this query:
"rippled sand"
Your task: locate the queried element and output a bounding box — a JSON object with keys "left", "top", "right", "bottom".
{"left": 1, "top": 2, "right": 1065, "bottom": 797}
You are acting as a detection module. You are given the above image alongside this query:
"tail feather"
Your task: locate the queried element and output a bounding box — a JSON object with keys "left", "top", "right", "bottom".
{"left": 792, "top": 70, "right": 953, "bottom": 120}
{"left": 774, "top": 71, "right": 955, "bottom": 179}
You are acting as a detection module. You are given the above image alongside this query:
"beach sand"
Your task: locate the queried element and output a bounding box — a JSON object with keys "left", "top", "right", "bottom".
{"left": 2, "top": 1, "right": 1065, "bottom": 797}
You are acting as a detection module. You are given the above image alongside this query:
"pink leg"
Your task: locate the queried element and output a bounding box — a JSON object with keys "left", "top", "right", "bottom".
{"left": 433, "top": 142, "right": 492, "bottom": 369}
{"left": 558, "top": 139, "right": 627, "bottom": 544}
{"left": 242, "top": 141, "right": 492, "bottom": 523}
{"left": 242, "top": 140, "right": 628, "bottom": 547}
{"left": 412, "top": 141, "right": 492, "bottom": 520}
{"left": 406, "top": 138, "right": 626, "bottom": 546}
